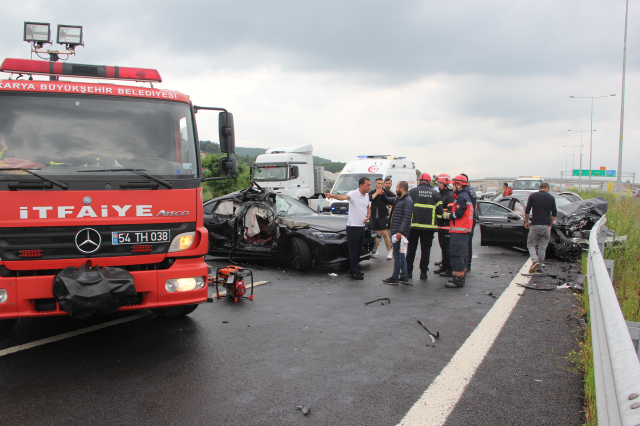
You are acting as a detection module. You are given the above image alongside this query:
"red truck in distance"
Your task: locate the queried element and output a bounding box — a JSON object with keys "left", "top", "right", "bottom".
{"left": 0, "top": 57, "right": 237, "bottom": 334}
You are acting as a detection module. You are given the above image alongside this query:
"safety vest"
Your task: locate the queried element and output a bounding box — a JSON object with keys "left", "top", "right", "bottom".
{"left": 450, "top": 200, "right": 474, "bottom": 234}
{"left": 409, "top": 185, "right": 441, "bottom": 230}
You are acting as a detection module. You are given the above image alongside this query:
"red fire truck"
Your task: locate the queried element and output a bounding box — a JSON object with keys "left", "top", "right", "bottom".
{"left": 0, "top": 57, "right": 237, "bottom": 334}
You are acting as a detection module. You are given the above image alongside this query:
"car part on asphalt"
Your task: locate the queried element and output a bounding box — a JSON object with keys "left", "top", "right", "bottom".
{"left": 213, "top": 265, "right": 254, "bottom": 303}
{"left": 364, "top": 298, "right": 391, "bottom": 306}
{"left": 417, "top": 320, "right": 440, "bottom": 339}
{"left": 52, "top": 262, "right": 137, "bottom": 319}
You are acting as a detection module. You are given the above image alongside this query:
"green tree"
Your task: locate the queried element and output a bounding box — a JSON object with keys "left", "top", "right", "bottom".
{"left": 202, "top": 154, "right": 251, "bottom": 200}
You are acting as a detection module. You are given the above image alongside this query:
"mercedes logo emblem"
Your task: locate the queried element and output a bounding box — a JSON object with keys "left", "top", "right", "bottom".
{"left": 75, "top": 228, "right": 102, "bottom": 254}
{"left": 82, "top": 196, "right": 92, "bottom": 205}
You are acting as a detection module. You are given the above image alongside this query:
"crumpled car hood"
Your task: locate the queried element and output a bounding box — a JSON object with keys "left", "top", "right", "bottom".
{"left": 555, "top": 196, "right": 608, "bottom": 225}
{"left": 283, "top": 214, "right": 348, "bottom": 233}
{"left": 553, "top": 196, "right": 609, "bottom": 260}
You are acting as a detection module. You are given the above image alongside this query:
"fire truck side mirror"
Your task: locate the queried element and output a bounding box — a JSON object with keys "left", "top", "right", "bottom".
{"left": 220, "top": 156, "right": 237, "bottom": 176}
{"left": 219, "top": 112, "right": 235, "bottom": 154}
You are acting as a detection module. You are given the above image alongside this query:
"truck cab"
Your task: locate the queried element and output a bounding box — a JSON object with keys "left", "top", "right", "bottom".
{"left": 513, "top": 176, "right": 544, "bottom": 193}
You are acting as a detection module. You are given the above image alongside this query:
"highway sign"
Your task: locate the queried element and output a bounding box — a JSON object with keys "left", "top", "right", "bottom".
{"left": 573, "top": 170, "right": 617, "bottom": 177}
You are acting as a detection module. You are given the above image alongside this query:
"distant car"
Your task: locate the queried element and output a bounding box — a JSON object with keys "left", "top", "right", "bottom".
{"left": 473, "top": 187, "right": 484, "bottom": 198}
{"left": 476, "top": 193, "right": 607, "bottom": 260}
{"left": 203, "top": 183, "right": 376, "bottom": 271}
{"left": 484, "top": 187, "right": 499, "bottom": 199}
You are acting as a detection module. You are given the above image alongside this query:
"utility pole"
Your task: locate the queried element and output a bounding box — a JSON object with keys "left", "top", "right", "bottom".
{"left": 616, "top": 0, "right": 629, "bottom": 192}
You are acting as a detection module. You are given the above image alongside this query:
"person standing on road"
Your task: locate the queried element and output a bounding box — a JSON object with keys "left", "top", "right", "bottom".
{"left": 441, "top": 175, "right": 474, "bottom": 288}
{"left": 383, "top": 181, "right": 414, "bottom": 285}
{"left": 461, "top": 173, "right": 477, "bottom": 273}
{"left": 433, "top": 174, "right": 454, "bottom": 277}
{"left": 406, "top": 173, "right": 442, "bottom": 280}
{"left": 524, "top": 182, "right": 557, "bottom": 274}
{"left": 503, "top": 182, "right": 513, "bottom": 196}
{"left": 325, "top": 177, "right": 371, "bottom": 280}
{"left": 369, "top": 178, "right": 396, "bottom": 260}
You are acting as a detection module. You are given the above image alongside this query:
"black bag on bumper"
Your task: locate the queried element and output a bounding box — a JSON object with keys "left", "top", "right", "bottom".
{"left": 52, "top": 263, "right": 136, "bottom": 319}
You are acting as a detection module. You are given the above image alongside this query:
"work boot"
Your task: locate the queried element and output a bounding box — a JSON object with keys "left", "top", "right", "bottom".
{"left": 407, "top": 271, "right": 413, "bottom": 279}
{"left": 439, "top": 269, "right": 453, "bottom": 277}
{"left": 434, "top": 259, "right": 443, "bottom": 266}
{"left": 399, "top": 276, "right": 410, "bottom": 285}
{"left": 420, "top": 271, "right": 428, "bottom": 280}
{"left": 446, "top": 272, "right": 465, "bottom": 288}
{"left": 433, "top": 266, "right": 448, "bottom": 274}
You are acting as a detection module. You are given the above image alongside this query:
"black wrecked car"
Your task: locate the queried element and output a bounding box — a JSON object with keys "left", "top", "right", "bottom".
{"left": 476, "top": 194, "right": 608, "bottom": 260}
{"left": 203, "top": 183, "right": 376, "bottom": 271}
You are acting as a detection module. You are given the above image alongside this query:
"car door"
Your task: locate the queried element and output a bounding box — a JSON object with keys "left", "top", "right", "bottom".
{"left": 500, "top": 200, "right": 527, "bottom": 247}
{"left": 204, "top": 199, "right": 238, "bottom": 250}
{"left": 477, "top": 201, "right": 526, "bottom": 247}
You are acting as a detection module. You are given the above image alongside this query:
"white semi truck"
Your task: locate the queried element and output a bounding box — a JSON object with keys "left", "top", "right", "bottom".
{"left": 252, "top": 144, "right": 326, "bottom": 209}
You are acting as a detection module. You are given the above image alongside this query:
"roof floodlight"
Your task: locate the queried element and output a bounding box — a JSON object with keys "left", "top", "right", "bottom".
{"left": 24, "top": 22, "right": 51, "bottom": 43}
{"left": 57, "top": 25, "right": 83, "bottom": 45}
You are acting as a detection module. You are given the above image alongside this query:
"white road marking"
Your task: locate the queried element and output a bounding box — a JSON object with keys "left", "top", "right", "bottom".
{"left": 0, "top": 312, "right": 152, "bottom": 357}
{"left": 1, "top": 280, "right": 270, "bottom": 357}
{"left": 397, "top": 259, "right": 532, "bottom": 426}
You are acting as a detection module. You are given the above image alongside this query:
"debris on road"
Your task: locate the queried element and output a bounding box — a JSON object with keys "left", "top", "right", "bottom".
{"left": 296, "top": 405, "right": 311, "bottom": 415}
{"left": 365, "top": 298, "right": 391, "bottom": 306}
{"left": 566, "top": 313, "right": 587, "bottom": 328}
{"left": 517, "top": 283, "right": 556, "bottom": 291}
{"left": 328, "top": 273, "right": 338, "bottom": 277}
{"left": 417, "top": 320, "right": 440, "bottom": 339}
{"left": 481, "top": 291, "right": 498, "bottom": 299}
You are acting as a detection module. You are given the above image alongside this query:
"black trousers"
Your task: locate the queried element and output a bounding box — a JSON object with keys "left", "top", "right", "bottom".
{"left": 467, "top": 221, "right": 476, "bottom": 268}
{"left": 346, "top": 226, "right": 365, "bottom": 274}
{"left": 450, "top": 232, "right": 470, "bottom": 274}
{"left": 406, "top": 229, "right": 435, "bottom": 273}
{"left": 438, "top": 231, "right": 451, "bottom": 270}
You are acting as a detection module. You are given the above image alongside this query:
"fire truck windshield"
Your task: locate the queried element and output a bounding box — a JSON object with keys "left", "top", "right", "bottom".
{"left": 0, "top": 92, "right": 199, "bottom": 180}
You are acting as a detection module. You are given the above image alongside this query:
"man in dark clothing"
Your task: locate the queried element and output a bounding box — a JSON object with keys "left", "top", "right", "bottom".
{"left": 460, "top": 173, "right": 477, "bottom": 272}
{"left": 503, "top": 182, "right": 513, "bottom": 196}
{"left": 406, "top": 173, "right": 442, "bottom": 280}
{"left": 434, "top": 174, "right": 454, "bottom": 276}
{"left": 524, "top": 183, "right": 557, "bottom": 274}
{"left": 442, "top": 175, "right": 474, "bottom": 288}
{"left": 383, "top": 181, "right": 414, "bottom": 285}
{"left": 369, "top": 178, "right": 396, "bottom": 259}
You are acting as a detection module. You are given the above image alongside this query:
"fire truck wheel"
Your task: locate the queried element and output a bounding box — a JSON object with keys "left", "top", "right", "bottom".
{"left": 0, "top": 319, "right": 17, "bottom": 335}
{"left": 288, "top": 237, "right": 312, "bottom": 271}
{"left": 151, "top": 304, "right": 199, "bottom": 319}
{"left": 299, "top": 197, "right": 308, "bottom": 206}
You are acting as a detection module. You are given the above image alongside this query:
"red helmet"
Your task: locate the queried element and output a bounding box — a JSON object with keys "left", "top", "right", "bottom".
{"left": 436, "top": 174, "right": 451, "bottom": 185}
{"left": 419, "top": 172, "right": 431, "bottom": 182}
{"left": 452, "top": 174, "right": 469, "bottom": 186}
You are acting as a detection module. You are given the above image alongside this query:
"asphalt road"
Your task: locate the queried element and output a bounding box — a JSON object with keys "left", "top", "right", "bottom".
{"left": 0, "top": 229, "right": 584, "bottom": 425}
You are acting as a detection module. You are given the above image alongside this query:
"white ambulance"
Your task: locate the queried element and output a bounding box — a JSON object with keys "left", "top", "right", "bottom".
{"left": 327, "top": 155, "right": 417, "bottom": 214}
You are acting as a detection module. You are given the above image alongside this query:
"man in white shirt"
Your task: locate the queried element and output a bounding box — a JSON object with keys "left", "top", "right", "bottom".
{"left": 326, "top": 177, "right": 371, "bottom": 280}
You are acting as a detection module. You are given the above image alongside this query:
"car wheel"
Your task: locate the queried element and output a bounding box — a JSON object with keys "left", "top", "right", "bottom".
{"left": 151, "top": 304, "right": 199, "bottom": 318}
{"left": 288, "top": 237, "right": 312, "bottom": 271}
{"left": 0, "top": 319, "right": 17, "bottom": 335}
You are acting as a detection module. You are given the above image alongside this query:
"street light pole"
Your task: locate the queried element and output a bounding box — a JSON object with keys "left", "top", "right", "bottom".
{"left": 567, "top": 130, "right": 595, "bottom": 191}
{"left": 569, "top": 95, "right": 615, "bottom": 189}
{"left": 559, "top": 154, "right": 571, "bottom": 188}
{"left": 617, "top": 0, "right": 629, "bottom": 192}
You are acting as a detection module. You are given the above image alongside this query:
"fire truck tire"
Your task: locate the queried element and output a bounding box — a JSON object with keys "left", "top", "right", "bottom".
{"left": 299, "top": 197, "right": 308, "bottom": 206}
{"left": 0, "top": 319, "right": 17, "bottom": 335}
{"left": 288, "top": 237, "right": 312, "bottom": 271}
{"left": 151, "top": 304, "right": 199, "bottom": 319}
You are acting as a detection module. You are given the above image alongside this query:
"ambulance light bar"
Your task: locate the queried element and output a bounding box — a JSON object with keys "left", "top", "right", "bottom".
{"left": 0, "top": 58, "right": 162, "bottom": 82}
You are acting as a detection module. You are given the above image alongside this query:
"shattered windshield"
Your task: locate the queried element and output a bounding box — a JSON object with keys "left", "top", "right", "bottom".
{"left": 253, "top": 166, "right": 287, "bottom": 181}
{"left": 275, "top": 194, "right": 316, "bottom": 216}
{"left": 331, "top": 173, "right": 382, "bottom": 195}
{"left": 0, "top": 92, "right": 198, "bottom": 179}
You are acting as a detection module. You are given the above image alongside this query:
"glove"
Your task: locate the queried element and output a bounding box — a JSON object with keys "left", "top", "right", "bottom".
{"left": 442, "top": 212, "right": 451, "bottom": 220}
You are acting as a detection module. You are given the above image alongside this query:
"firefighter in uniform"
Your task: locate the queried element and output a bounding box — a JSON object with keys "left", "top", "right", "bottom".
{"left": 406, "top": 173, "right": 442, "bottom": 280}
{"left": 434, "top": 174, "right": 454, "bottom": 276}
{"left": 442, "top": 175, "right": 474, "bottom": 288}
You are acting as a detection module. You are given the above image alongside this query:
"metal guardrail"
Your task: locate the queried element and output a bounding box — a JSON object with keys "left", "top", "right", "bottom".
{"left": 588, "top": 215, "right": 640, "bottom": 425}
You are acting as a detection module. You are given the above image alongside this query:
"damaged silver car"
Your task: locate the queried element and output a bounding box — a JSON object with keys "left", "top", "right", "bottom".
{"left": 203, "top": 183, "right": 376, "bottom": 271}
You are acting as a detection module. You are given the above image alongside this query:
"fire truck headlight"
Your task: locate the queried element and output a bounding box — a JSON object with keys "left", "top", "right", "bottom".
{"left": 168, "top": 232, "right": 195, "bottom": 252}
{"left": 0, "top": 289, "right": 7, "bottom": 304}
{"left": 57, "top": 25, "right": 83, "bottom": 45}
{"left": 165, "top": 277, "right": 205, "bottom": 292}
{"left": 24, "top": 22, "right": 51, "bottom": 43}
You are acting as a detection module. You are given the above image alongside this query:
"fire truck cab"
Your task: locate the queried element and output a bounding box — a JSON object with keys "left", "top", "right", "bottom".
{"left": 0, "top": 57, "right": 234, "bottom": 333}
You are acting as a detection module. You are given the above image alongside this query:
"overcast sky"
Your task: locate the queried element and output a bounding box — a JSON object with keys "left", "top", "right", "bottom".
{"left": 1, "top": 0, "right": 638, "bottom": 180}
